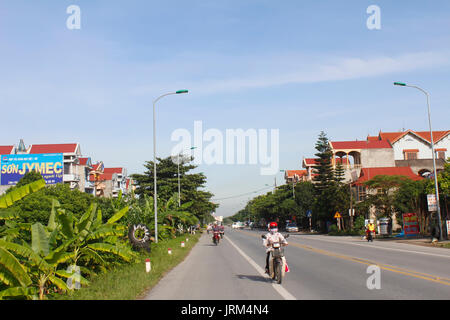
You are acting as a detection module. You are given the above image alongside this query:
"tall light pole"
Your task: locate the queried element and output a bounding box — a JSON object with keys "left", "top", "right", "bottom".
{"left": 153, "top": 90, "right": 188, "bottom": 243}
{"left": 394, "top": 82, "right": 443, "bottom": 241}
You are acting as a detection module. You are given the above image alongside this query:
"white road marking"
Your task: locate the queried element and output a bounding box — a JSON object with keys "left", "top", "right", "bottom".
{"left": 225, "top": 236, "right": 296, "bottom": 300}
{"left": 295, "top": 235, "right": 450, "bottom": 259}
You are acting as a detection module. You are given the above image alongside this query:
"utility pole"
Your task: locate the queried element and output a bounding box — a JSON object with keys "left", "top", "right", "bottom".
{"left": 292, "top": 181, "right": 295, "bottom": 199}
{"left": 349, "top": 183, "right": 354, "bottom": 229}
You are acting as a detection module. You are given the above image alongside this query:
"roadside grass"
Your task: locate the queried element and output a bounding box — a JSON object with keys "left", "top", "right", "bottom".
{"left": 52, "top": 232, "right": 202, "bottom": 300}
{"left": 436, "top": 242, "right": 450, "bottom": 249}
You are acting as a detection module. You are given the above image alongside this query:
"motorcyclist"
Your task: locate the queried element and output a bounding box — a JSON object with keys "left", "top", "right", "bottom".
{"left": 212, "top": 222, "right": 220, "bottom": 237}
{"left": 263, "top": 222, "right": 288, "bottom": 274}
{"left": 366, "top": 220, "right": 376, "bottom": 241}
{"left": 219, "top": 223, "right": 225, "bottom": 237}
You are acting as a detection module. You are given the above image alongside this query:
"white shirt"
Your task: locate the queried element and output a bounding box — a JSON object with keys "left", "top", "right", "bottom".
{"left": 263, "top": 232, "right": 288, "bottom": 252}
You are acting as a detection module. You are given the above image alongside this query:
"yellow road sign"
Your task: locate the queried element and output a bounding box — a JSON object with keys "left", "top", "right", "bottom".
{"left": 334, "top": 212, "right": 342, "bottom": 219}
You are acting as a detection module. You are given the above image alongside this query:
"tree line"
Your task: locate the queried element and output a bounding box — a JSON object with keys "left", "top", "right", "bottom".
{"left": 0, "top": 156, "right": 218, "bottom": 299}
{"left": 228, "top": 132, "right": 449, "bottom": 235}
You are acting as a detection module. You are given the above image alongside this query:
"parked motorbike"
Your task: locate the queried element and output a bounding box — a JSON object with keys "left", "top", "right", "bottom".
{"left": 213, "top": 231, "right": 220, "bottom": 245}
{"left": 261, "top": 234, "right": 289, "bottom": 284}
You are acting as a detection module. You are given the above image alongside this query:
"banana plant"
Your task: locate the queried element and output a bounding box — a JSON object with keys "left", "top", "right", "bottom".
{"left": 0, "top": 179, "right": 47, "bottom": 299}
{"left": 54, "top": 202, "right": 136, "bottom": 276}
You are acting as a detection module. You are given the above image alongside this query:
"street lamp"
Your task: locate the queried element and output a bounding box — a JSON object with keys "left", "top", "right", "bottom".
{"left": 153, "top": 90, "right": 189, "bottom": 243}
{"left": 394, "top": 82, "right": 443, "bottom": 241}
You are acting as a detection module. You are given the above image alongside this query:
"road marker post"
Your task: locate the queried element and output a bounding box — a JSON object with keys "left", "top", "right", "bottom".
{"left": 145, "top": 258, "right": 151, "bottom": 273}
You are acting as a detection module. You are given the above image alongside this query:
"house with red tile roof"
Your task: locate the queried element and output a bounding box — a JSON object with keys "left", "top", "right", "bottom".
{"left": 75, "top": 157, "right": 95, "bottom": 195}
{"left": 353, "top": 167, "right": 423, "bottom": 186}
{"left": 367, "top": 129, "right": 449, "bottom": 177}
{"left": 326, "top": 139, "right": 396, "bottom": 182}
{"left": 0, "top": 145, "right": 15, "bottom": 155}
{"left": 28, "top": 143, "right": 82, "bottom": 190}
{"left": 351, "top": 166, "right": 424, "bottom": 230}
{"left": 285, "top": 170, "right": 307, "bottom": 183}
{"left": 102, "top": 167, "right": 128, "bottom": 198}
{"left": 88, "top": 165, "right": 130, "bottom": 198}
{"left": 0, "top": 140, "right": 132, "bottom": 198}
{"left": 302, "top": 157, "right": 349, "bottom": 182}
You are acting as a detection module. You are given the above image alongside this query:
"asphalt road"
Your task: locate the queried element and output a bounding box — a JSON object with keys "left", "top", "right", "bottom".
{"left": 144, "top": 227, "right": 450, "bottom": 300}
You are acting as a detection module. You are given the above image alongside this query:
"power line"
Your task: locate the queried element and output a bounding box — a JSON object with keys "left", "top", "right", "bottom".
{"left": 211, "top": 185, "right": 274, "bottom": 201}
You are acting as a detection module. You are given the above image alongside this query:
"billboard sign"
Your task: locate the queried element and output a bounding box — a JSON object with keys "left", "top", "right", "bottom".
{"left": 0, "top": 153, "right": 64, "bottom": 186}
{"left": 402, "top": 213, "right": 420, "bottom": 236}
{"left": 427, "top": 194, "right": 437, "bottom": 212}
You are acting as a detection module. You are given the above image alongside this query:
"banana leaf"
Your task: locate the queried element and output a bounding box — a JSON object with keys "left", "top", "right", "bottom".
{"left": 31, "top": 223, "right": 50, "bottom": 257}
{"left": 106, "top": 206, "right": 129, "bottom": 224}
{"left": 0, "top": 247, "right": 32, "bottom": 287}
{"left": 0, "top": 286, "right": 37, "bottom": 300}
{"left": 0, "top": 179, "right": 45, "bottom": 209}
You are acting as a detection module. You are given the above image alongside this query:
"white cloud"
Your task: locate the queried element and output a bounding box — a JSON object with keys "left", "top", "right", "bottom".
{"left": 131, "top": 51, "right": 450, "bottom": 95}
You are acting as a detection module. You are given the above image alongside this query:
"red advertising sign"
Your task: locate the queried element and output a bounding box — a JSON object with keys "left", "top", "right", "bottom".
{"left": 403, "top": 213, "right": 420, "bottom": 235}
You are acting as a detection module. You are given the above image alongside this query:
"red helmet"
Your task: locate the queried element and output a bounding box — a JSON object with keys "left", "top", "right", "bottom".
{"left": 269, "top": 222, "right": 277, "bottom": 229}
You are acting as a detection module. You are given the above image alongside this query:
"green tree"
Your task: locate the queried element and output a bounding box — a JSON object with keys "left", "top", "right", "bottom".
{"left": 131, "top": 156, "right": 218, "bottom": 222}
{"left": 313, "top": 131, "right": 337, "bottom": 230}
{"left": 364, "top": 175, "right": 411, "bottom": 219}
{"left": 5, "top": 171, "right": 44, "bottom": 194}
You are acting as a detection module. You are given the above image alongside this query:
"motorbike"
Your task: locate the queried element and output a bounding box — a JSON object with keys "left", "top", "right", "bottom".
{"left": 219, "top": 229, "right": 225, "bottom": 239}
{"left": 261, "top": 234, "right": 289, "bottom": 284}
{"left": 213, "top": 231, "right": 220, "bottom": 245}
{"left": 366, "top": 229, "right": 374, "bottom": 242}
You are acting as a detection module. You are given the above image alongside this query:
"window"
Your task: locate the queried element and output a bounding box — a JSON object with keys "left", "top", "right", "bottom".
{"left": 357, "top": 186, "right": 367, "bottom": 202}
{"left": 437, "top": 151, "right": 446, "bottom": 159}
{"left": 403, "top": 149, "right": 419, "bottom": 160}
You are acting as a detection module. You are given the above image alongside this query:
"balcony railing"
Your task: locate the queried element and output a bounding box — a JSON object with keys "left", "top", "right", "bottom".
{"left": 63, "top": 174, "right": 80, "bottom": 182}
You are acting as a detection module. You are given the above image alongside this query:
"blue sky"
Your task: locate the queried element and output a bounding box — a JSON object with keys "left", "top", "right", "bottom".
{"left": 0, "top": 1, "right": 449, "bottom": 216}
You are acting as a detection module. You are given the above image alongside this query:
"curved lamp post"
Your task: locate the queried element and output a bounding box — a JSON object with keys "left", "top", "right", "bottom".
{"left": 394, "top": 82, "right": 443, "bottom": 241}
{"left": 153, "top": 90, "right": 188, "bottom": 243}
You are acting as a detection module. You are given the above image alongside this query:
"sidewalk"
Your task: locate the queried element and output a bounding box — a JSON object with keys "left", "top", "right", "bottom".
{"left": 375, "top": 234, "right": 450, "bottom": 248}
{"left": 302, "top": 231, "right": 450, "bottom": 249}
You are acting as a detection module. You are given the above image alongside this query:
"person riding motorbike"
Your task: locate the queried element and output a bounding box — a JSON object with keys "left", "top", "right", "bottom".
{"left": 366, "top": 220, "right": 376, "bottom": 242}
{"left": 263, "top": 222, "right": 288, "bottom": 274}
{"left": 212, "top": 222, "right": 221, "bottom": 243}
{"left": 219, "top": 223, "right": 225, "bottom": 238}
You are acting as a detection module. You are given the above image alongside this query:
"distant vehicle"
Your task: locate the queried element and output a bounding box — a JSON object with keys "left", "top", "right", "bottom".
{"left": 286, "top": 223, "right": 299, "bottom": 233}
{"left": 232, "top": 222, "right": 245, "bottom": 229}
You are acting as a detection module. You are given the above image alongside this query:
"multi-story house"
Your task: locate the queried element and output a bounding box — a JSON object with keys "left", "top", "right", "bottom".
{"left": 28, "top": 143, "right": 82, "bottom": 190}
{"left": 89, "top": 162, "right": 105, "bottom": 197}
{"left": 75, "top": 157, "right": 95, "bottom": 195}
{"left": 329, "top": 139, "right": 396, "bottom": 182}
{"left": 284, "top": 170, "right": 307, "bottom": 184}
{"left": 301, "top": 157, "right": 349, "bottom": 182}
{"left": 103, "top": 168, "right": 128, "bottom": 197}
{"left": 367, "top": 130, "right": 449, "bottom": 177}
